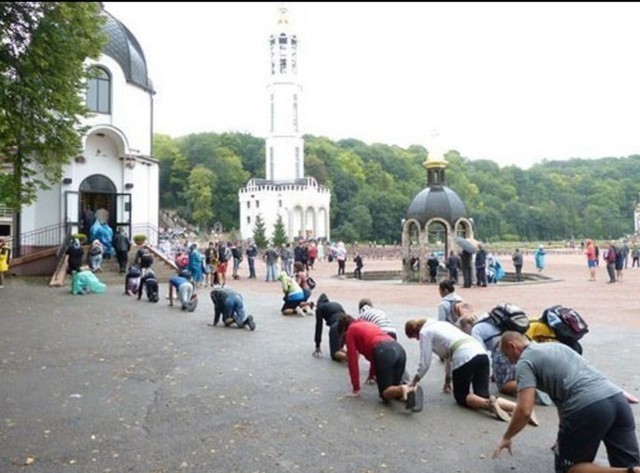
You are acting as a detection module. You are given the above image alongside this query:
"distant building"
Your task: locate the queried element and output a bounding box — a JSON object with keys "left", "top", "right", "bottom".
{"left": 238, "top": 5, "right": 330, "bottom": 242}
{"left": 14, "top": 4, "right": 158, "bottom": 255}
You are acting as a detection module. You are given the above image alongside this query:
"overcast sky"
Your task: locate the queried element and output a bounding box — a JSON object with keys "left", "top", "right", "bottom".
{"left": 104, "top": 2, "right": 640, "bottom": 169}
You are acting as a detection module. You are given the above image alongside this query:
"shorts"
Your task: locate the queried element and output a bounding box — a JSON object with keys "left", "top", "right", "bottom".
{"left": 554, "top": 392, "right": 639, "bottom": 473}
{"left": 587, "top": 259, "right": 597, "bottom": 268}
{"left": 452, "top": 354, "right": 490, "bottom": 407}
{"left": 372, "top": 341, "right": 406, "bottom": 398}
{"left": 217, "top": 262, "right": 228, "bottom": 274}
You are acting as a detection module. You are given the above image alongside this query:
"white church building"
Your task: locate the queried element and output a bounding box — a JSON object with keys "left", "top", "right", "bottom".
{"left": 238, "top": 6, "right": 331, "bottom": 242}
{"left": 16, "top": 4, "right": 158, "bottom": 255}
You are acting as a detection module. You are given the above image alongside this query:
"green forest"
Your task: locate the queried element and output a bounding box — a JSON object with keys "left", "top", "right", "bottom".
{"left": 155, "top": 132, "right": 640, "bottom": 244}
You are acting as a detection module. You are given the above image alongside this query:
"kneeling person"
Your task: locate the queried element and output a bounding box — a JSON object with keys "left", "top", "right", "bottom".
{"left": 210, "top": 287, "right": 255, "bottom": 331}
{"left": 169, "top": 272, "right": 198, "bottom": 312}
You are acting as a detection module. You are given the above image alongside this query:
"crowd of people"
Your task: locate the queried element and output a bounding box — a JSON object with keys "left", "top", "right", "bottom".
{"left": 52, "top": 228, "right": 640, "bottom": 472}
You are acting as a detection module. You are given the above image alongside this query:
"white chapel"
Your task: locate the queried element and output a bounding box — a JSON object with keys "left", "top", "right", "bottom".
{"left": 238, "top": 5, "right": 331, "bottom": 241}
{"left": 16, "top": 4, "right": 158, "bottom": 255}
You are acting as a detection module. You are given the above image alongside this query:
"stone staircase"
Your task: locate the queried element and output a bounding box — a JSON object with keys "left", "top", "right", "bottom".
{"left": 96, "top": 244, "right": 178, "bottom": 285}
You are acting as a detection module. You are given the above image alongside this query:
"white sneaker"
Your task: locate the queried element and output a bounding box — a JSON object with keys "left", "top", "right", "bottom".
{"left": 295, "top": 306, "right": 305, "bottom": 317}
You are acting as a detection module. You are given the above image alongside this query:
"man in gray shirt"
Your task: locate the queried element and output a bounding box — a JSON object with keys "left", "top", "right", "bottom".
{"left": 493, "top": 331, "right": 639, "bottom": 473}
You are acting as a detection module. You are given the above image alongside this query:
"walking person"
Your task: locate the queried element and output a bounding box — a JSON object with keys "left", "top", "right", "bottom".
{"left": 475, "top": 244, "right": 488, "bottom": 287}
{"left": 245, "top": 240, "right": 257, "bottom": 279}
{"left": 460, "top": 249, "right": 473, "bottom": 288}
{"left": 445, "top": 251, "right": 460, "bottom": 284}
{"left": 113, "top": 227, "right": 131, "bottom": 273}
{"left": 0, "top": 238, "right": 10, "bottom": 288}
{"left": 534, "top": 244, "right": 546, "bottom": 272}
{"left": 511, "top": 248, "right": 523, "bottom": 282}
{"left": 585, "top": 239, "right": 598, "bottom": 281}
{"left": 493, "top": 331, "right": 640, "bottom": 472}
{"left": 604, "top": 241, "right": 617, "bottom": 284}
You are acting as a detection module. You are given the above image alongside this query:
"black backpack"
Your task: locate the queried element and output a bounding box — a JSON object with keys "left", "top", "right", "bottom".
{"left": 487, "top": 303, "right": 530, "bottom": 334}
{"left": 540, "top": 305, "right": 589, "bottom": 342}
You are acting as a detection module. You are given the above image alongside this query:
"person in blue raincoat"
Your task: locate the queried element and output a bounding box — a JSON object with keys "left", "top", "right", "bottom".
{"left": 534, "top": 244, "right": 546, "bottom": 272}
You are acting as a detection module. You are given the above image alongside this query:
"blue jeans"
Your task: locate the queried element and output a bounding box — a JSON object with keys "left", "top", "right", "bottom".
{"left": 266, "top": 263, "right": 278, "bottom": 281}
{"left": 225, "top": 293, "right": 247, "bottom": 325}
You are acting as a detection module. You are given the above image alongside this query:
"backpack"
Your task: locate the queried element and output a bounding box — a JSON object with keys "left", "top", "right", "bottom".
{"left": 540, "top": 305, "right": 589, "bottom": 342}
{"left": 307, "top": 276, "right": 317, "bottom": 290}
{"left": 487, "top": 303, "right": 530, "bottom": 334}
{"left": 218, "top": 246, "right": 228, "bottom": 263}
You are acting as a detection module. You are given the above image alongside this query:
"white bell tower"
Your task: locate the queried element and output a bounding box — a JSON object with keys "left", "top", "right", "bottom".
{"left": 265, "top": 5, "right": 304, "bottom": 182}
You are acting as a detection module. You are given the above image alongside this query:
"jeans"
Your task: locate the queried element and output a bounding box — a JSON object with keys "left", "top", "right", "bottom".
{"left": 248, "top": 257, "right": 256, "bottom": 278}
{"left": 225, "top": 293, "right": 247, "bottom": 325}
{"left": 266, "top": 262, "right": 278, "bottom": 281}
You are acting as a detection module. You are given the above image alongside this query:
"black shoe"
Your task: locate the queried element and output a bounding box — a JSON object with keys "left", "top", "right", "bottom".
{"left": 245, "top": 315, "right": 256, "bottom": 331}
{"left": 412, "top": 386, "right": 424, "bottom": 412}
{"left": 405, "top": 389, "right": 416, "bottom": 410}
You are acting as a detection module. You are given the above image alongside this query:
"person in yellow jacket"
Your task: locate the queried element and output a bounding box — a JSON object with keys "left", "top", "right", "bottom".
{"left": 0, "top": 238, "right": 10, "bottom": 289}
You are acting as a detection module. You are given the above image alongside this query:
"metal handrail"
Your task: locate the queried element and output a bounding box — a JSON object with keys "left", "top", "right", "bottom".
{"left": 17, "top": 222, "right": 67, "bottom": 258}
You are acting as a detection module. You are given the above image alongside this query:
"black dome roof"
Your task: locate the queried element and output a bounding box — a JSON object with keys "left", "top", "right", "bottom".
{"left": 405, "top": 186, "right": 467, "bottom": 226}
{"left": 102, "top": 11, "right": 154, "bottom": 93}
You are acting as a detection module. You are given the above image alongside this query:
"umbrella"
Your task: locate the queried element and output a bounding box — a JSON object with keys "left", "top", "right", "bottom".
{"left": 454, "top": 237, "right": 479, "bottom": 254}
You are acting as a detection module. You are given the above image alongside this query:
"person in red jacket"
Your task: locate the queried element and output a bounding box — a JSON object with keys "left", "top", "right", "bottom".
{"left": 337, "top": 315, "right": 422, "bottom": 411}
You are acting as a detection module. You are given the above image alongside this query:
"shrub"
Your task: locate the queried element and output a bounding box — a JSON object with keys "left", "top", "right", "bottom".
{"left": 133, "top": 234, "right": 147, "bottom": 245}
{"left": 72, "top": 233, "right": 87, "bottom": 243}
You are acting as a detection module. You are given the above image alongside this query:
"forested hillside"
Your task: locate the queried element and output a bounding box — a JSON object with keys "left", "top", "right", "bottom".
{"left": 155, "top": 132, "right": 640, "bottom": 243}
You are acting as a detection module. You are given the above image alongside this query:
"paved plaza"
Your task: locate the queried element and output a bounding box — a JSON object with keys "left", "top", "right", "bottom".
{"left": 1, "top": 251, "right": 639, "bottom": 472}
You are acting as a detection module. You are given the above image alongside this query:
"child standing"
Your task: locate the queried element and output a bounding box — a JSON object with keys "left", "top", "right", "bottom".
{"left": 0, "top": 238, "right": 9, "bottom": 288}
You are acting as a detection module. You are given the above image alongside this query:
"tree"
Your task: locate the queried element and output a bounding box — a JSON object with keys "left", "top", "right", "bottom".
{"left": 271, "top": 214, "right": 288, "bottom": 247}
{"left": 252, "top": 214, "right": 268, "bottom": 249}
{"left": 0, "top": 2, "right": 106, "bottom": 220}
{"left": 186, "top": 166, "right": 214, "bottom": 231}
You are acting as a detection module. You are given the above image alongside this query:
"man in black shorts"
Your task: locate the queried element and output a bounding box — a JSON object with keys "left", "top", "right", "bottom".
{"left": 494, "top": 331, "right": 640, "bottom": 473}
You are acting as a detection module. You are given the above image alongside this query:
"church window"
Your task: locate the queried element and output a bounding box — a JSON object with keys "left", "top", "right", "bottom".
{"left": 280, "top": 58, "right": 287, "bottom": 74}
{"left": 247, "top": 216, "right": 251, "bottom": 224}
{"left": 293, "top": 95, "right": 298, "bottom": 131}
{"left": 295, "top": 147, "right": 300, "bottom": 179}
{"left": 86, "top": 66, "right": 111, "bottom": 114}
{"left": 279, "top": 200, "right": 282, "bottom": 208}
{"left": 247, "top": 201, "right": 250, "bottom": 209}
{"left": 256, "top": 200, "right": 260, "bottom": 208}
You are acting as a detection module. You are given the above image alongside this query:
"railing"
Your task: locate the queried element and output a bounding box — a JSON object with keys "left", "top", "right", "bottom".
{"left": 0, "top": 203, "right": 12, "bottom": 219}
{"left": 16, "top": 222, "right": 67, "bottom": 258}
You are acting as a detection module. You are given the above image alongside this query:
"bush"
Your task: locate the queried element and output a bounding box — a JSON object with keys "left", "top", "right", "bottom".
{"left": 72, "top": 233, "right": 87, "bottom": 243}
{"left": 133, "top": 234, "right": 147, "bottom": 245}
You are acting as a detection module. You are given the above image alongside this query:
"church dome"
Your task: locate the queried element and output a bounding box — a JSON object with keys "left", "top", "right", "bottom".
{"left": 102, "top": 10, "right": 154, "bottom": 93}
{"left": 405, "top": 185, "right": 468, "bottom": 226}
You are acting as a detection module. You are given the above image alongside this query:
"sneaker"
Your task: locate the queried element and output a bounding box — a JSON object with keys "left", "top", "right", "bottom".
{"left": 223, "top": 318, "right": 234, "bottom": 327}
{"left": 489, "top": 396, "right": 511, "bottom": 422}
{"left": 295, "top": 306, "right": 305, "bottom": 317}
{"left": 245, "top": 315, "right": 256, "bottom": 331}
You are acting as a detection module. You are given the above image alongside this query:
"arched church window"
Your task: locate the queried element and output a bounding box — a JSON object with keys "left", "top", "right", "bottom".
{"left": 86, "top": 66, "right": 111, "bottom": 114}
{"left": 280, "top": 58, "right": 287, "bottom": 74}
{"left": 295, "top": 147, "right": 300, "bottom": 179}
{"left": 293, "top": 94, "right": 298, "bottom": 131}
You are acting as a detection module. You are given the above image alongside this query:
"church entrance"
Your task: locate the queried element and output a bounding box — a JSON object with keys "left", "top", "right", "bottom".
{"left": 70, "top": 175, "right": 131, "bottom": 239}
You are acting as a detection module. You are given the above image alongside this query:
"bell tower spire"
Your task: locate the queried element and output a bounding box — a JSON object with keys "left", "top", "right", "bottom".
{"left": 266, "top": 3, "right": 303, "bottom": 182}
